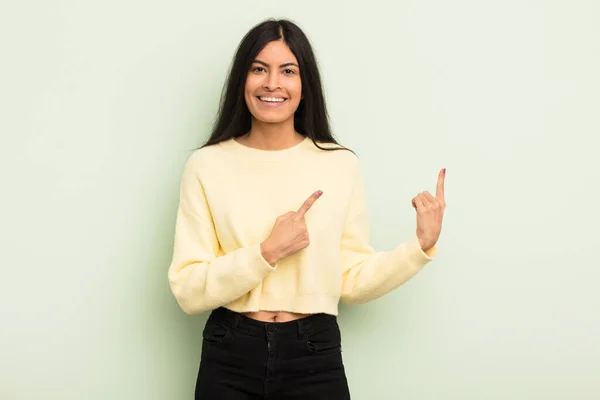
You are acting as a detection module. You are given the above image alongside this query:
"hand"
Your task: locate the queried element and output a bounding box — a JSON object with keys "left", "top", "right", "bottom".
{"left": 412, "top": 168, "right": 446, "bottom": 252}
{"left": 261, "top": 190, "right": 323, "bottom": 265}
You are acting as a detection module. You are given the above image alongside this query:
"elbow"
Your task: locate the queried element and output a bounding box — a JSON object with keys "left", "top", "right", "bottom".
{"left": 168, "top": 263, "right": 214, "bottom": 315}
{"left": 340, "top": 282, "right": 386, "bottom": 306}
{"left": 340, "top": 288, "right": 370, "bottom": 306}
{"left": 170, "top": 283, "right": 212, "bottom": 315}
{"left": 177, "top": 298, "right": 207, "bottom": 315}
{"left": 340, "top": 295, "right": 360, "bottom": 306}
{"left": 340, "top": 270, "right": 369, "bottom": 306}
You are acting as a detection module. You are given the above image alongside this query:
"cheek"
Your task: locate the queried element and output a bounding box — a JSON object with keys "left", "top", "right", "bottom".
{"left": 289, "top": 80, "right": 302, "bottom": 103}
{"left": 293, "top": 80, "right": 302, "bottom": 97}
{"left": 244, "top": 77, "right": 259, "bottom": 98}
{"left": 243, "top": 91, "right": 253, "bottom": 112}
{"left": 244, "top": 90, "right": 258, "bottom": 111}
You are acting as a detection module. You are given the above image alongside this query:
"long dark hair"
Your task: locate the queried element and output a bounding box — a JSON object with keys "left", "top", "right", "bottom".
{"left": 198, "top": 18, "right": 354, "bottom": 155}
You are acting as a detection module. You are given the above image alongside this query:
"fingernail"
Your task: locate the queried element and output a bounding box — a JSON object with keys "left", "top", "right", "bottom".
{"left": 442, "top": 168, "right": 446, "bottom": 174}
{"left": 317, "top": 190, "right": 323, "bottom": 196}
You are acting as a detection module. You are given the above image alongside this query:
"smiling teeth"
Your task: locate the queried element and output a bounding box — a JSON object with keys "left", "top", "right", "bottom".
{"left": 260, "top": 97, "right": 285, "bottom": 102}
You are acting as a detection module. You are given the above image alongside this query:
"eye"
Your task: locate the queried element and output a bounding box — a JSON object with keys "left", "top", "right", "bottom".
{"left": 251, "top": 66, "right": 266, "bottom": 73}
{"left": 283, "top": 69, "right": 297, "bottom": 75}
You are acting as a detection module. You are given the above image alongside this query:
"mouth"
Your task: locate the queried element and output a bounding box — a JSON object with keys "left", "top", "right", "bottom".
{"left": 256, "top": 96, "right": 288, "bottom": 107}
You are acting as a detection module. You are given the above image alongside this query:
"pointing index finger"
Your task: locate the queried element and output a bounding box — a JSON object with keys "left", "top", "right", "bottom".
{"left": 296, "top": 190, "right": 323, "bottom": 217}
{"left": 436, "top": 168, "right": 446, "bottom": 200}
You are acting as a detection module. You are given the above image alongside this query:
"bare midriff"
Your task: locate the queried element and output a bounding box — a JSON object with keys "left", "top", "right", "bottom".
{"left": 242, "top": 310, "right": 311, "bottom": 323}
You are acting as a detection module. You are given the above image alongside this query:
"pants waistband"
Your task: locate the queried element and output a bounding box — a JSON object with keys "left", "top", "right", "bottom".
{"left": 208, "top": 307, "right": 338, "bottom": 338}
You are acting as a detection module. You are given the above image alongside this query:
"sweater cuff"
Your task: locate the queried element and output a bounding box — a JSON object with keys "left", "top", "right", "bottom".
{"left": 408, "top": 235, "right": 437, "bottom": 262}
{"left": 252, "top": 242, "right": 278, "bottom": 271}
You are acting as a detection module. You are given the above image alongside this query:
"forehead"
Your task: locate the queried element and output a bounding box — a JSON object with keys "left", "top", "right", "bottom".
{"left": 255, "top": 40, "right": 298, "bottom": 63}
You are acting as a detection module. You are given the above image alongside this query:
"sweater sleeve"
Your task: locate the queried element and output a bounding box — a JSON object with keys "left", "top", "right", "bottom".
{"left": 339, "top": 158, "right": 437, "bottom": 305}
{"left": 167, "top": 153, "right": 277, "bottom": 314}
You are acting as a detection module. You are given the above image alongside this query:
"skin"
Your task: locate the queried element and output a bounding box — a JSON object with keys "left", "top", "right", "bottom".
{"left": 412, "top": 168, "right": 446, "bottom": 252}
{"left": 238, "top": 40, "right": 447, "bottom": 323}
{"left": 236, "top": 39, "right": 304, "bottom": 151}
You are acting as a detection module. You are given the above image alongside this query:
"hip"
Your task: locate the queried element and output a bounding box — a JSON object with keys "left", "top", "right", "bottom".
{"left": 201, "top": 306, "right": 344, "bottom": 363}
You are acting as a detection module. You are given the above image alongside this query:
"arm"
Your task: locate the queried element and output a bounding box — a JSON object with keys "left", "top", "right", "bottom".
{"left": 167, "top": 153, "right": 277, "bottom": 314}
{"left": 339, "top": 159, "right": 437, "bottom": 305}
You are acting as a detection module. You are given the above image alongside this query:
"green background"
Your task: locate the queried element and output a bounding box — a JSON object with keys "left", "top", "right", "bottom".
{"left": 1, "top": 0, "right": 599, "bottom": 398}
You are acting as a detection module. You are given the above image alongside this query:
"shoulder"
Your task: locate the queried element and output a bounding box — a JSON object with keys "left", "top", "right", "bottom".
{"left": 311, "top": 140, "right": 360, "bottom": 162}
{"left": 181, "top": 141, "right": 224, "bottom": 176}
{"left": 310, "top": 140, "right": 361, "bottom": 173}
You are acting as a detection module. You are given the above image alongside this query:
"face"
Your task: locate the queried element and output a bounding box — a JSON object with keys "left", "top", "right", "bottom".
{"left": 244, "top": 40, "right": 302, "bottom": 125}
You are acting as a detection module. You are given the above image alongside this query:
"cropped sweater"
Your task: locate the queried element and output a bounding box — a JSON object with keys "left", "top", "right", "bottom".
{"left": 167, "top": 136, "right": 437, "bottom": 316}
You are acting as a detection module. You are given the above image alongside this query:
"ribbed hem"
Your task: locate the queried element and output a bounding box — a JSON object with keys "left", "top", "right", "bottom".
{"left": 406, "top": 235, "right": 437, "bottom": 262}
{"left": 217, "top": 136, "right": 313, "bottom": 162}
{"left": 224, "top": 293, "right": 341, "bottom": 316}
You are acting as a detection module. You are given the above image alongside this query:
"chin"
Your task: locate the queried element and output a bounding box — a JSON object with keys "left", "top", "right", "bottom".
{"left": 251, "top": 112, "right": 294, "bottom": 125}
{"left": 259, "top": 116, "right": 291, "bottom": 124}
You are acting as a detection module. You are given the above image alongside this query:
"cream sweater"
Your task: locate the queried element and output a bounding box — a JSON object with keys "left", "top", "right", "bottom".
{"left": 167, "top": 136, "right": 437, "bottom": 316}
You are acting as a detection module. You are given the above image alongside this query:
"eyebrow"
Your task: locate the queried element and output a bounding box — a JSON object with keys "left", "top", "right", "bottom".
{"left": 252, "top": 59, "right": 299, "bottom": 69}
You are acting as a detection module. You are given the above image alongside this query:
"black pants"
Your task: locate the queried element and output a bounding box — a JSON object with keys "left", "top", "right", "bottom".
{"left": 195, "top": 307, "right": 351, "bottom": 399}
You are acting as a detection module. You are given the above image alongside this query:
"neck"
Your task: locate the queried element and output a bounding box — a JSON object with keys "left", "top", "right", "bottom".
{"left": 240, "top": 118, "right": 304, "bottom": 150}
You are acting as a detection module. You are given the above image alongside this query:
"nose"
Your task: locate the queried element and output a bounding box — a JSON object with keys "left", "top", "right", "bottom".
{"left": 262, "top": 71, "right": 281, "bottom": 91}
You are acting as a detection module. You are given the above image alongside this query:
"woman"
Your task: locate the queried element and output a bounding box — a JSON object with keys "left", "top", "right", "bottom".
{"left": 168, "top": 18, "right": 446, "bottom": 399}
